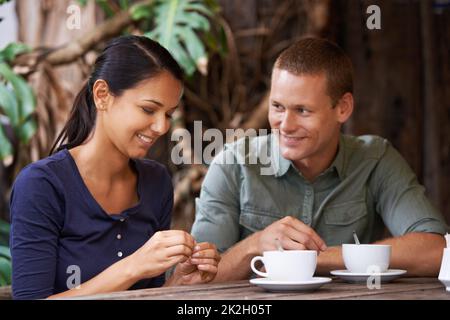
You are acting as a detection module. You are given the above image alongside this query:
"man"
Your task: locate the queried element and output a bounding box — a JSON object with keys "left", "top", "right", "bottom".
{"left": 190, "top": 38, "right": 448, "bottom": 281}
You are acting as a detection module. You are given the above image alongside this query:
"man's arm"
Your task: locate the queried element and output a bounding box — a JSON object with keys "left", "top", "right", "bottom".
{"left": 213, "top": 216, "right": 327, "bottom": 282}
{"left": 316, "top": 232, "right": 445, "bottom": 277}
{"left": 215, "top": 230, "right": 445, "bottom": 282}
{"left": 353, "top": 141, "right": 448, "bottom": 277}
{"left": 214, "top": 233, "right": 259, "bottom": 282}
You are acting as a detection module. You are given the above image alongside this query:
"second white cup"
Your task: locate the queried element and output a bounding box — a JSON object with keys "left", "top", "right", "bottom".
{"left": 342, "top": 244, "right": 391, "bottom": 273}
{"left": 250, "top": 250, "right": 317, "bottom": 281}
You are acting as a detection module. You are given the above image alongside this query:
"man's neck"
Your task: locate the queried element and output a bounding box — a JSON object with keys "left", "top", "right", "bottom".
{"left": 293, "top": 138, "right": 340, "bottom": 182}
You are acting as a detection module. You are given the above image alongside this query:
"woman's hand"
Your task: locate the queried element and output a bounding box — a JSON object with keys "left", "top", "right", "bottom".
{"left": 171, "top": 242, "right": 221, "bottom": 285}
{"left": 128, "top": 230, "right": 195, "bottom": 281}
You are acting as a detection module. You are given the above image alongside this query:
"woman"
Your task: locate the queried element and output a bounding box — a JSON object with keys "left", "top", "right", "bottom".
{"left": 10, "top": 35, "right": 220, "bottom": 299}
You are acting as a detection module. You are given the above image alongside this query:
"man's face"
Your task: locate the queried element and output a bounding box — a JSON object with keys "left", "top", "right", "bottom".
{"left": 268, "top": 68, "right": 347, "bottom": 167}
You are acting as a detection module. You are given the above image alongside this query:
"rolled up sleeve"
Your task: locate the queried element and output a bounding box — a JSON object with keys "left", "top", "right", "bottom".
{"left": 371, "top": 143, "right": 449, "bottom": 236}
{"left": 191, "top": 150, "right": 242, "bottom": 253}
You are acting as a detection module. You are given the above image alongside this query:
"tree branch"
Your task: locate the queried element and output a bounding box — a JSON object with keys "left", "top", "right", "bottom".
{"left": 14, "top": 0, "right": 155, "bottom": 70}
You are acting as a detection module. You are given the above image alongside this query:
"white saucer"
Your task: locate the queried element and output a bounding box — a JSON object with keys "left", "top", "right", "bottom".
{"left": 250, "top": 277, "right": 332, "bottom": 292}
{"left": 330, "top": 269, "right": 407, "bottom": 283}
{"left": 438, "top": 278, "right": 450, "bottom": 292}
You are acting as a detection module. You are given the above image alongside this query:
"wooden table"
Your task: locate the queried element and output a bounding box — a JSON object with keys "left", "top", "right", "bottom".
{"left": 0, "top": 286, "right": 11, "bottom": 300}
{"left": 68, "top": 277, "right": 449, "bottom": 300}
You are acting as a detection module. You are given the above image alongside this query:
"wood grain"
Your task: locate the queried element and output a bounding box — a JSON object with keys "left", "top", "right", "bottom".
{"left": 58, "top": 278, "right": 449, "bottom": 300}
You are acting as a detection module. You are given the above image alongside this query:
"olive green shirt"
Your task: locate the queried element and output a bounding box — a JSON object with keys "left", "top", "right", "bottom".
{"left": 191, "top": 134, "right": 448, "bottom": 253}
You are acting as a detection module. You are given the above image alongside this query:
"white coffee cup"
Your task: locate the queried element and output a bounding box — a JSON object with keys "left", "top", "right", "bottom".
{"left": 250, "top": 250, "right": 317, "bottom": 281}
{"left": 342, "top": 244, "right": 391, "bottom": 273}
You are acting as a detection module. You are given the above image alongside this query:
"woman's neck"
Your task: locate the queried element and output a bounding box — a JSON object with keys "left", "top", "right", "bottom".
{"left": 69, "top": 129, "right": 132, "bottom": 183}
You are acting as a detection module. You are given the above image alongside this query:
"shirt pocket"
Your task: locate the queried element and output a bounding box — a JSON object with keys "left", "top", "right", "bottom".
{"left": 239, "top": 206, "right": 282, "bottom": 234}
{"left": 324, "top": 200, "right": 368, "bottom": 225}
{"left": 321, "top": 200, "right": 369, "bottom": 245}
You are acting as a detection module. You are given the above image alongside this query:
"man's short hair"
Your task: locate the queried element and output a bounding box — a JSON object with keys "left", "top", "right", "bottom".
{"left": 274, "top": 37, "right": 353, "bottom": 106}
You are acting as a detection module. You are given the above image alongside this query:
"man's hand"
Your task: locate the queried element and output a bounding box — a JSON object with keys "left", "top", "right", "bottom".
{"left": 254, "top": 216, "right": 327, "bottom": 253}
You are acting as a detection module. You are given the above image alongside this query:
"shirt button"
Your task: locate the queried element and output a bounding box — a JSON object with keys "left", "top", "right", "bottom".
{"left": 117, "top": 251, "right": 123, "bottom": 258}
{"left": 117, "top": 234, "right": 122, "bottom": 240}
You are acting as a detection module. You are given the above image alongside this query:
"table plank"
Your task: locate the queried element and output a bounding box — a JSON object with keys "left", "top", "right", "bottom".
{"left": 0, "top": 286, "right": 12, "bottom": 300}
{"left": 67, "top": 277, "right": 450, "bottom": 300}
{"left": 68, "top": 281, "right": 253, "bottom": 300}
{"left": 347, "top": 288, "right": 450, "bottom": 300}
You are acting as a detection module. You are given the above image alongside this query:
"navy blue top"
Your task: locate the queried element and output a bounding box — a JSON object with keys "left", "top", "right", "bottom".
{"left": 10, "top": 149, "right": 173, "bottom": 299}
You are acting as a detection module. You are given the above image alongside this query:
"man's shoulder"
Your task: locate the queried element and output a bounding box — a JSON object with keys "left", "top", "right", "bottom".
{"left": 213, "top": 134, "right": 272, "bottom": 166}
{"left": 342, "top": 134, "right": 390, "bottom": 160}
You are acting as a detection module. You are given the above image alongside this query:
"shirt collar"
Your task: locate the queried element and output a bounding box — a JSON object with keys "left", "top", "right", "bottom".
{"left": 273, "top": 133, "right": 346, "bottom": 180}
{"left": 326, "top": 134, "right": 346, "bottom": 180}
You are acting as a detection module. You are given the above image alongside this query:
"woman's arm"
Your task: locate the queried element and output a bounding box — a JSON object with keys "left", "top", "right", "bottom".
{"left": 47, "top": 254, "right": 140, "bottom": 299}
{"left": 48, "top": 230, "right": 195, "bottom": 299}
{"left": 10, "top": 166, "right": 64, "bottom": 300}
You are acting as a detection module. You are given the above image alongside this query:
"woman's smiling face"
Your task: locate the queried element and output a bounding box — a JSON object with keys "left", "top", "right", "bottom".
{"left": 97, "top": 70, "right": 183, "bottom": 159}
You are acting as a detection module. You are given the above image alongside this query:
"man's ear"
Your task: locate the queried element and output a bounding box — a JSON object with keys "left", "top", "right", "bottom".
{"left": 335, "top": 92, "right": 354, "bottom": 124}
{"left": 92, "top": 79, "right": 112, "bottom": 111}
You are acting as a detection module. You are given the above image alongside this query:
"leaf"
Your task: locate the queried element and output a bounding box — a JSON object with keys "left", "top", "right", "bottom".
{"left": 0, "top": 124, "right": 13, "bottom": 161}
{"left": 0, "top": 275, "right": 6, "bottom": 287}
{"left": 203, "top": 29, "right": 227, "bottom": 58}
{"left": 77, "top": 0, "right": 88, "bottom": 6}
{"left": 170, "top": 38, "right": 196, "bottom": 76}
{"left": 181, "top": 27, "right": 207, "bottom": 65}
{"left": 130, "top": 3, "right": 153, "bottom": 20}
{"left": 16, "top": 118, "right": 37, "bottom": 144}
{"left": 0, "top": 256, "right": 11, "bottom": 286}
{"left": 184, "top": 2, "right": 214, "bottom": 17}
{"left": 0, "top": 246, "right": 10, "bottom": 260}
{"left": 0, "top": 43, "right": 30, "bottom": 63}
{"left": 146, "top": 0, "right": 217, "bottom": 76}
{"left": 0, "top": 62, "right": 36, "bottom": 154}
{"left": 0, "top": 83, "right": 19, "bottom": 126}
{"left": 0, "top": 220, "right": 9, "bottom": 247}
{"left": 177, "top": 12, "right": 210, "bottom": 31}
{"left": 203, "top": 0, "right": 221, "bottom": 13}
{"left": 119, "top": 0, "right": 130, "bottom": 10}
{"left": 0, "top": 220, "right": 9, "bottom": 237}
{"left": 0, "top": 63, "right": 36, "bottom": 124}
{"left": 96, "top": 0, "right": 115, "bottom": 18}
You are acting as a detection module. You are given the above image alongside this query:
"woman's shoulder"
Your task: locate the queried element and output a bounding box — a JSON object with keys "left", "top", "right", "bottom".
{"left": 135, "top": 158, "right": 169, "bottom": 174}
{"left": 134, "top": 158, "right": 172, "bottom": 185}
{"left": 10, "top": 151, "right": 68, "bottom": 222}
{"left": 13, "top": 150, "right": 70, "bottom": 189}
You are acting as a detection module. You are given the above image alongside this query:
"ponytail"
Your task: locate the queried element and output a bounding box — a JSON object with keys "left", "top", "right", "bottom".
{"left": 49, "top": 82, "right": 96, "bottom": 155}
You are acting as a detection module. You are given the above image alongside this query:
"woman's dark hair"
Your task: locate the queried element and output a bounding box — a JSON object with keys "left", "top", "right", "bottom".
{"left": 49, "top": 35, "right": 183, "bottom": 154}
